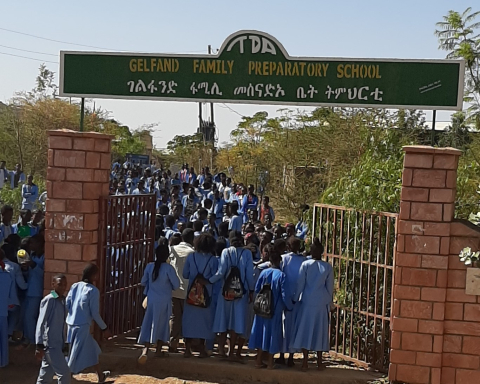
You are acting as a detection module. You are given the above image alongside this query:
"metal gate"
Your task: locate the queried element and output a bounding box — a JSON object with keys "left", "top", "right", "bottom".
{"left": 98, "top": 194, "right": 156, "bottom": 337}
{"left": 312, "top": 204, "right": 397, "bottom": 372}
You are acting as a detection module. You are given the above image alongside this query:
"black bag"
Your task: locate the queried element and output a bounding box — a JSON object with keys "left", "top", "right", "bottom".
{"left": 223, "top": 249, "right": 245, "bottom": 301}
{"left": 254, "top": 283, "right": 274, "bottom": 319}
{"left": 186, "top": 254, "right": 212, "bottom": 308}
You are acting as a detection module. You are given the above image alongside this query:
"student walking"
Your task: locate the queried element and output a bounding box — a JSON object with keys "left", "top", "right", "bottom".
{"left": 35, "top": 274, "right": 71, "bottom": 384}
{"left": 291, "top": 238, "right": 333, "bottom": 371}
{"left": 182, "top": 233, "right": 218, "bottom": 358}
{"left": 0, "top": 258, "right": 12, "bottom": 368}
{"left": 66, "top": 264, "right": 112, "bottom": 383}
{"left": 249, "top": 248, "right": 291, "bottom": 369}
{"left": 138, "top": 238, "right": 180, "bottom": 363}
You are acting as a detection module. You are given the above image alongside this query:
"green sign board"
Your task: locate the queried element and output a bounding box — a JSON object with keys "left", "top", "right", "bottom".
{"left": 60, "top": 30, "right": 464, "bottom": 110}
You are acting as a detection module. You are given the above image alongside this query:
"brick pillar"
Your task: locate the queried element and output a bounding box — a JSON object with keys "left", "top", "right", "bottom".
{"left": 389, "top": 146, "right": 462, "bottom": 384}
{"left": 44, "top": 129, "right": 113, "bottom": 292}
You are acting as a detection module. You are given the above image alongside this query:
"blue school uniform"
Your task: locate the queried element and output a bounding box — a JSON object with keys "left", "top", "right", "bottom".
{"left": 210, "top": 247, "right": 254, "bottom": 335}
{"left": 36, "top": 293, "right": 71, "bottom": 384}
{"left": 138, "top": 262, "right": 180, "bottom": 344}
{"left": 0, "top": 267, "right": 12, "bottom": 367}
{"left": 66, "top": 281, "right": 107, "bottom": 374}
{"left": 4, "top": 259, "right": 27, "bottom": 335}
{"left": 281, "top": 252, "right": 306, "bottom": 353}
{"left": 24, "top": 253, "right": 44, "bottom": 343}
{"left": 228, "top": 215, "right": 243, "bottom": 233}
{"left": 21, "top": 183, "right": 39, "bottom": 210}
{"left": 248, "top": 268, "right": 291, "bottom": 354}
{"left": 182, "top": 252, "right": 218, "bottom": 340}
{"left": 292, "top": 259, "right": 334, "bottom": 352}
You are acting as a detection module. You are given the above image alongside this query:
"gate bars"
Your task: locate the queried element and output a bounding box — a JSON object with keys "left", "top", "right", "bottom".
{"left": 98, "top": 194, "right": 157, "bottom": 337}
{"left": 312, "top": 204, "right": 397, "bottom": 372}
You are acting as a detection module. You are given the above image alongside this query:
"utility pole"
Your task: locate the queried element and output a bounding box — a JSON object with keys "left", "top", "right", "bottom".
{"left": 431, "top": 110, "right": 437, "bottom": 145}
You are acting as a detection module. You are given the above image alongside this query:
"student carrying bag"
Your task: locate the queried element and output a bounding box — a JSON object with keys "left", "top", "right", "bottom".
{"left": 186, "top": 253, "right": 212, "bottom": 308}
{"left": 223, "top": 248, "right": 245, "bottom": 301}
{"left": 254, "top": 282, "right": 274, "bottom": 318}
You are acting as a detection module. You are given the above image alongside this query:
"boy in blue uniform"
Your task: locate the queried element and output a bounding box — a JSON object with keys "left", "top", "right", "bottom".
{"left": 0, "top": 258, "right": 13, "bottom": 367}
{"left": 35, "top": 274, "right": 71, "bottom": 384}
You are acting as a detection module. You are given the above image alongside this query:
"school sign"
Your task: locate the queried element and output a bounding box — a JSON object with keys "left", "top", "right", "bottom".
{"left": 60, "top": 30, "right": 464, "bottom": 110}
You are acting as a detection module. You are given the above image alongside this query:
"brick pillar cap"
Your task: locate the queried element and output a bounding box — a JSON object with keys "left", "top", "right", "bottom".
{"left": 403, "top": 145, "right": 462, "bottom": 156}
{"left": 48, "top": 129, "right": 114, "bottom": 141}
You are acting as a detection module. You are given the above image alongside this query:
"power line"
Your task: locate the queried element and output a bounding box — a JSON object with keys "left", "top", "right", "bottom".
{"left": 0, "top": 44, "right": 57, "bottom": 57}
{"left": 219, "top": 103, "right": 245, "bottom": 118}
{"left": 0, "top": 51, "right": 58, "bottom": 64}
{"left": 0, "top": 27, "right": 125, "bottom": 51}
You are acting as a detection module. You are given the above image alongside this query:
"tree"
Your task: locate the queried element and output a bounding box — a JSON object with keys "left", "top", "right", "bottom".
{"left": 435, "top": 7, "right": 480, "bottom": 127}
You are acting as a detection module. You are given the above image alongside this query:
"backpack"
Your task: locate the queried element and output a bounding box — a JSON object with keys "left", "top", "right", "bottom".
{"left": 254, "top": 282, "right": 274, "bottom": 318}
{"left": 222, "top": 248, "right": 245, "bottom": 301}
{"left": 186, "top": 253, "right": 212, "bottom": 308}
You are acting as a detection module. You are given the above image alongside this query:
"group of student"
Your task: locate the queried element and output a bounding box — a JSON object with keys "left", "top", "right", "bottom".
{"left": 0, "top": 161, "right": 41, "bottom": 211}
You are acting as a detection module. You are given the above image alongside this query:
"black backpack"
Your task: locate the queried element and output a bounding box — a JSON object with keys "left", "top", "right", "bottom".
{"left": 223, "top": 248, "right": 245, "bottom": 301}
{"left": 254, "top": 283, "right": 274, "bottom": 318}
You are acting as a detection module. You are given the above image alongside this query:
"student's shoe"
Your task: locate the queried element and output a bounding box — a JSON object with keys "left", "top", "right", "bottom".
{"left": 98, "top": 371, "right": 111, "bottom": 383}
{"left": 138, "top": 353, "right": 148, "bottom": 364}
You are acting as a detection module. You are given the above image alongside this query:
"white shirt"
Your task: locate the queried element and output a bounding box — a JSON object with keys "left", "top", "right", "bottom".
{"left": 0, "top": 168, "right": 6, "bottom": 189}
{"left": 169, "top": 242, "right": 194, "bottom": 299}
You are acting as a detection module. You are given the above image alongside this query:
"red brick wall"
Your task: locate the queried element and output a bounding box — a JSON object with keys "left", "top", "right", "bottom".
{"left": 43, "top": 130, "right": 113, "bottom": 292}
{"left": 389, "top": 146, "right": 480, "bottom": 384}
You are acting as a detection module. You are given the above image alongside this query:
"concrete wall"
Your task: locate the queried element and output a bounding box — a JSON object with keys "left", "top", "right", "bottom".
{"left": 43, "top": 129, "right": 113, "bottom": 292}
{"left": 389, "top": 146, "right": 480, "bottom": 384}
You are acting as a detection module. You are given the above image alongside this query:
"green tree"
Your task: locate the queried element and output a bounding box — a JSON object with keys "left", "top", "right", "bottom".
{"left": 435, "top": 7, "right": 480, "bottom": 126}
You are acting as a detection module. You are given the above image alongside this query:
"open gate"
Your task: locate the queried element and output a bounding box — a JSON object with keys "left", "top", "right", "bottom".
{"left": 98, "top": 194, "right": 156, "bottom": 337}
{"left": 312, "top": 204, "right": 397, "bottom": 372}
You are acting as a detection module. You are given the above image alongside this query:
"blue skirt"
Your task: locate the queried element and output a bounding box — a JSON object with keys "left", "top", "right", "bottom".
{"left": 138, "top": 295, "right": 171, "bottom": 344}
{"left": 212, "top": 294, "right": 248, "bottom": 335}
{"left": 67, "top": 324, "right": 101, "bottom": 374}
{"left": 292, "top": 302, "right": 330, "bottom": 352}
{"left": 0, "top": 316, "right": 8, "bottom": 367}
{"left": 248, "top": 312, "right": 283, "bottom": 355}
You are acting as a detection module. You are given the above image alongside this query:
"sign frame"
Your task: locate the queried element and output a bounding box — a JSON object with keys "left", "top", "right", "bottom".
{"left": 59, "top": 30, "right": 465, "bottom": 111}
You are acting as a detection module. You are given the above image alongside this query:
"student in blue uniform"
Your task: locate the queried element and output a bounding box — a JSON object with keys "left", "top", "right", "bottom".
{"left": 138, "top": 238, "right": 180, "bottom": 364}
{"left": 228, "top": 201, "right": 243, "bottom": 233}
{"left": 35, "top": 274, "right": 71, "bottom": 384}
{"left": 291, "top": 238, "right": 333, "bottom": 371}
{"left": 279, "top": 236, "right": 306, "bottom": 366}
{"left": 249, "top": 248, "right": 291, "bottom": 369}
{"left": 209, "top": 231, "right": 254, "bottom": 361}
{"left": 0, "top": 259, "right": 13, "bottom": 368}
{"left": 23, "top": 235, "right": 45, "bottom": 345}
{"left": 182, "top": 233, "right": 218, "bottom": 358}
{"left": 66, "top": 264, "right": 112, "bottom": 383}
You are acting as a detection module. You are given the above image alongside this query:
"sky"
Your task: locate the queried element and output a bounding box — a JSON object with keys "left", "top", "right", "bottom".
{"left": 0, "top": 0, "right": 473, "bottom": 148}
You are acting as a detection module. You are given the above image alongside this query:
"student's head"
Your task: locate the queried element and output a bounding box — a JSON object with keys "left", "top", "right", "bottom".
{"left": 182, "top": 183, "right": 189, "bottom": 193}
{"left": 203, "top": 199, "right": 213, "bottom": 210}
{"left": 311, "top": 237, "right": 325, "bottom": 260}
{"left": 263, "top": 196, "right": 270, "bottom": 206}
{"left": 30, "top": 235, "right": 44, "bottom": 255}
{"left": 177, "top": 222, "right": 185, "bottom": 233}
{"left": 255, "top": 224, "right": 265, "bottom": 235}
{"left": 198, "top": 208, "right": 208, "bottom": 221}
{"left": 160, "top": 189, "right": 168, "bottom": 200}
{"left": 182, "top": 228, "right": 195, "bottom": 246}
{"left": 193, "top": 220, "right": 204, "bottom": 232}
{"left": 158, "top": 205, "right": 169, "bottom": 216}
{"left": 230, "top": 201, "right": 239, "bottom": 215}
{"left": 244, "top": 222, "right": 255, "bottom": 234}
{"left": 245, "top": 232, "right": 260, "bottom": 247}
{"left": 248, "top": 184, "right": 255, "bottom": 194}
{"left": 165, "top": 215, "right": 175, "bottom": 229}
{"left": 248, "top": 209, "right": 257, "bottom": 222}
{"left": 0, "top": 161, "right": 6, "bottom": 168}
{"left": 269, "top": 248, "right": 282, "bottom": 268}
{"left": 287, "top": 236, "right": 301, "bottom": 254}
{"left": 194, "top": 233, "right": 216, "bottom": 254}
{"left": 173, "top": 203, "right": 183, "bottom": 218}
{"left": 215, "top": 238, "right": 227, "bottom": 257}
{"left": 20, "top": 209, "right": 32, "bottom": 224}
{"left": 203, "top": 181, "right": 212, "bottom": 191}
{"left": 208, "top": 212, "right": 216, "bottom": 225}
{"left": 138, "top": 179, "right": 145, "bottom": 190}
{"left": 264, "top": 214, "right": 272, "bottom": 227}
{"left": 273, "top": 224, "right": 285, "bottom": 239}
{"left": 186, "top": 221, "right": 194, "bottom": 229}
{"left": 260, "top": 231, "right": 274, "bottom": 252}
{"left": 273, "top": 238, "right": 287, "bottom": 255}
{"left": 285, "top": 223, "right": 295, "bottom": 238}
{"left": 169, "top": 233, "right": 182, "bottom": 246}
{"left": 218, "top": 221, "right": 229, "bottom": 237}
{"left": 190, "top": 166, "right": 195, "bottom": 173}
{"left": 32, "top": 210, "right": 44, "bottom": 224}
{"left": 193, "top": 179, "right": 200, "bottom": 188}
{"left": 229, "top": 231, "right": 243, "bottom": 248}
{"left": 5, "top": 234, "right": 21, "bottom": 249}
{"left": 52, "top": 274, "right": 67, "bottom": 297}
{"left": 1, "top": 205, "right": 13, "bottom": 224}
{"left": 82, "top": 263, "right": 99, "bottom": 285}
{"left": 15, "top": 163, "right": 21, "bottom": 171}
{"left": 153, "top": 237, "right": 169, "bottom": 281}
{"left": 262, "top": 243, "right": 275, "bottom": 262}
{"left": 219, "top": 173, "right": 226, "bottom": 183}
{"left": 27, "top": 174, "right": 34, "bottom": 185}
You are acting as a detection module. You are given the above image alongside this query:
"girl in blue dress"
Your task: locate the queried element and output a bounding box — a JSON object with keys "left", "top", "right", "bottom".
{"left": 182, "top": 233, "right": 218, "bottom": 358}
{"left": 138, "top": 237, "right": 180, "bottom": 363}
{"left": 209, "top": 231, "right": 254, "bottom": 361}
{"left": 66, "top": 264, "right": 112, "bottom": 383}
{"left": 280, "top": 236, "right": 306, "bottom": 366}
{"left": 291, "top": 238, "right": 334, "bottom": 371}
{"left": 249, "top": 248, "right": 291, "bottom": 369}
